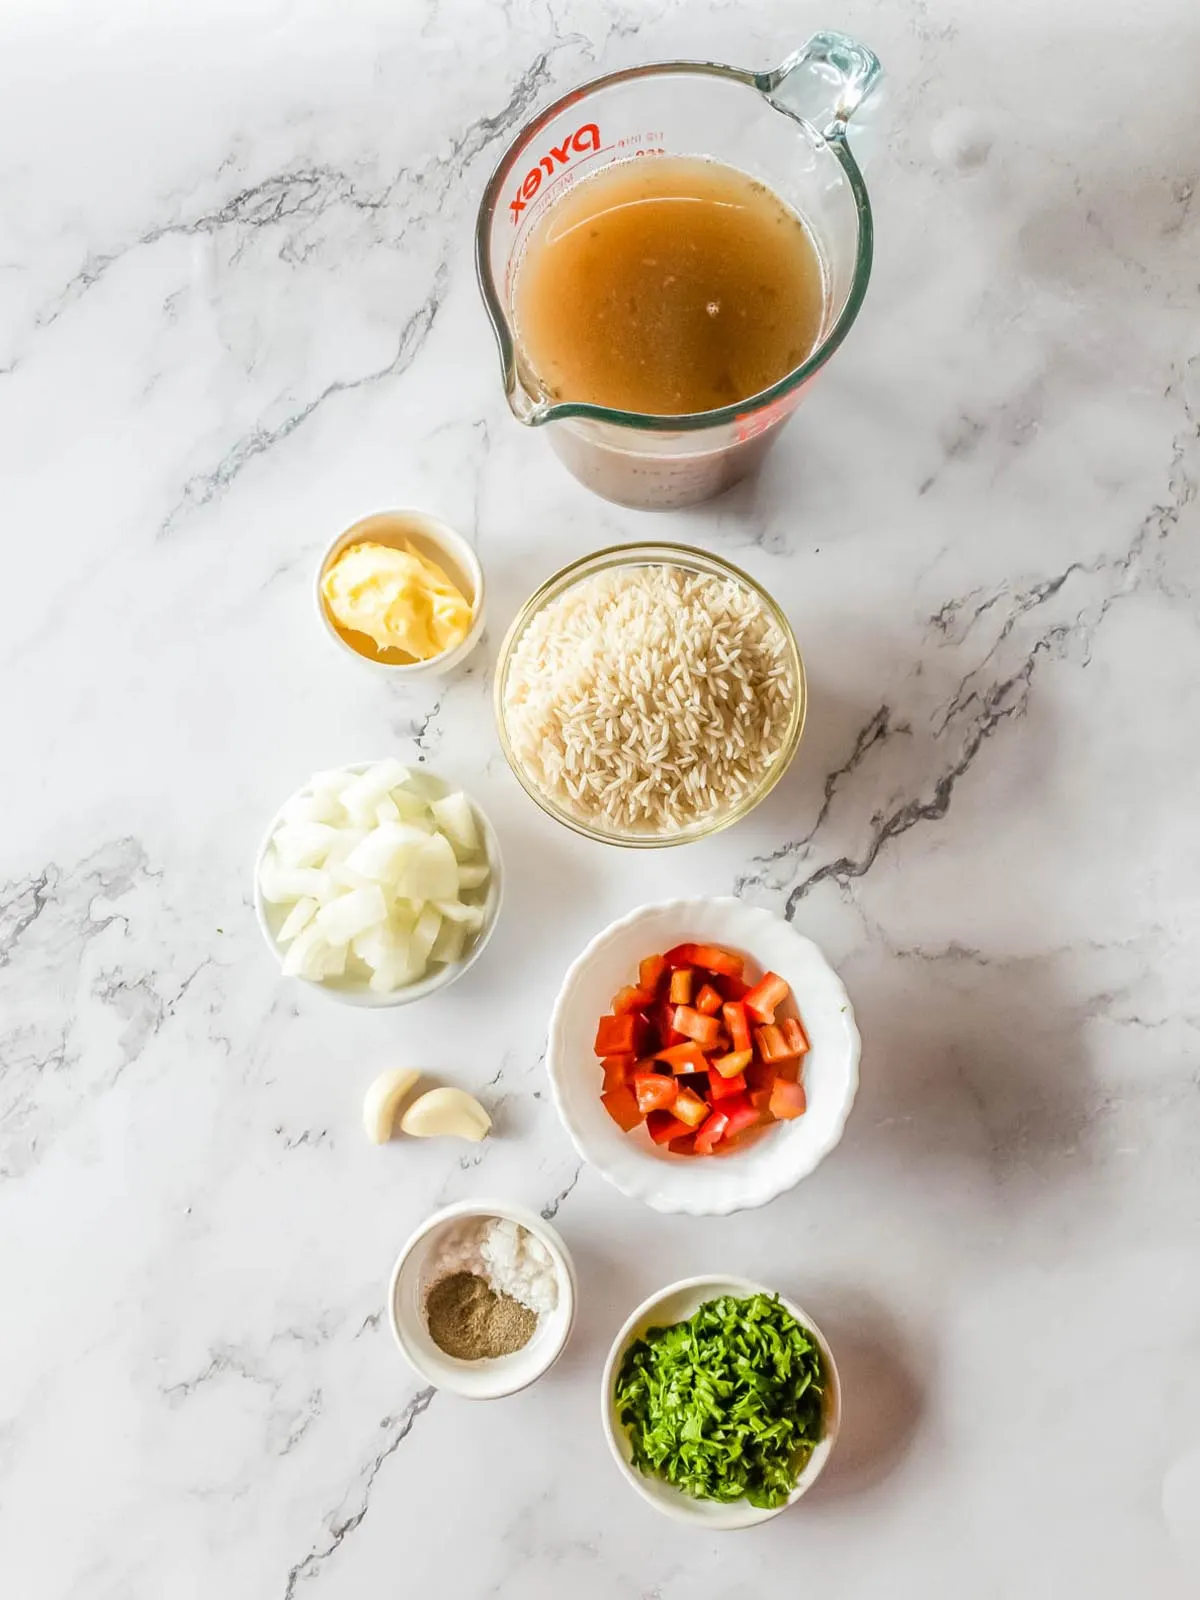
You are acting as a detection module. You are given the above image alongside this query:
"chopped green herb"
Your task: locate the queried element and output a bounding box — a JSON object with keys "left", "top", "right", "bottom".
{"left": 614, "top": 1292, "right": 824, "bottom": 1507}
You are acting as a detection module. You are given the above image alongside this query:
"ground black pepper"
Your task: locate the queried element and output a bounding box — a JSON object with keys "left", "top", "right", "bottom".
{"left": 425, "top": 1270, "right": 537, "bottom": 1360}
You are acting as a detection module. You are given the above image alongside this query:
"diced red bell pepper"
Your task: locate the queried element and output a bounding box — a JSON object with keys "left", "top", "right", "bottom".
{"left": 722, "top": 1001, "right": 751, "bottom": 1055}
{"left": 719, "top": 1093, "right": 761, "bottom": 1142}
{"left": 782, "top": 1016, "right": 810, "bottom": 1055}
{"left": 750, "top": 1086, "right": 774, "bottom": 1116}
{"left": 668, "top": 967, "right": 694, "bottom": 1005}
{"left": 594, "top": 1012, "right": 644, "bottom": 1057}
{"left": 774, "top": 1053, "right": 802, "bottom": 1083}
{"left": 744, "top": 971, "right": 791, "bottom": 1025}
{"left": 601, "top": 1054, "right": 635, "bottom": 1092}
{"left": 745, "top": 1058, "right": 778, "bottom": 1095}
{"left": 710, "top": 1048, "right": 753, "bottom": 1079}
{"left": 673, "top": 1087, "right": 710, "bottom": 1127}
{"left": 646, "top": 1110, "right": 696, "bottom": 1145}
{"left": 694, "top": 983, "right": 723, "bottom": 1016}
{"left": 769, "top": 1078, "right": 808, "bottom": 1120}
{"left": 601, "top": 1085, "right": 642, "bottom": 1132}
{"left": 756, "top": 1018, "right": 810, "bottom": 1061}
{"left": 694, "top": 1108, "right": 730, "bottom": 1156}
{"left": 664, "top": 943, "right": 745, "bottom": 979}
{"left": 654, "top": 1040, "right": 710, "bottom": 1074}
{"left": 708, "top": 1068, "right": 747, "bottom": 1101}
{"left": 634, "top": 1071, "right": 678, "bottom": 1115}
{"left": 672, "top": 1005, "right": 723, "bottom": 1048}
{"left": 599, "top": 950, "right": 806, "bottom": 1147}
{"left": 612, "top": 983, "right": 654, "bottom": 1015}
{"left": 755, "top": 1023, "right": 803, "bottom": 1064}
{"left": 639, "top": 954, "right": 668, "bottom": 994}
{"left": 754, "top": 1024, "right": 780, "bottom": 1060}
{"left": 652, "top": 998, "right": 686, "bottom": 1050}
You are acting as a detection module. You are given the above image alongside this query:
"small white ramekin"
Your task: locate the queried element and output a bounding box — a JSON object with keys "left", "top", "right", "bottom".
{"left": 315, "top": 509, "right": 486, "bottom": 677}
{"left": 388, "top": 1199, "right": 577, "bottom": 1399}
{"left": 602, "top": 1274, "right": 841, "bottom": 1529}
{"left": 253, "top": 762, "right": 503, "bottom": 1008}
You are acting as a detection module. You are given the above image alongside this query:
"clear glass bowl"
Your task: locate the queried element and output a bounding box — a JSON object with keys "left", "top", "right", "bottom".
{"left": 493, "top": 542, "right": 806, "bottom": 847}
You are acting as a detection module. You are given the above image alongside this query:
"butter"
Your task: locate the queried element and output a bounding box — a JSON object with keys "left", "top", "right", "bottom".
{"left": 322, "top": 540, "right": 473, "bottom": 662}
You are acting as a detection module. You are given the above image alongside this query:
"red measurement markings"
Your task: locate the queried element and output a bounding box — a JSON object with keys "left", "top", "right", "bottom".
{"left": 509, "top": 123, "right": 603, "bottom": 222}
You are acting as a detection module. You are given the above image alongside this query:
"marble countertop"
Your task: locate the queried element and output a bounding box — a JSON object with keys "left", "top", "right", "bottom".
{"left": 3, "top": 0, "right": 1199, "bottom": 1594}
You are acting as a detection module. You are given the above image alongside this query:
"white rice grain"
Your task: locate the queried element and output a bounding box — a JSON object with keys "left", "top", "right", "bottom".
{"left": 502, "top": 564, "right": 796, "bottom": 835}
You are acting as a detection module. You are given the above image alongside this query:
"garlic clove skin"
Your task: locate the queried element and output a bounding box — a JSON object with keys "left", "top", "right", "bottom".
{"left": 362, "top": 1068, "right": 421, "bottom": 1144}
{"left": 399, "top": 1086, "right": 491, "bottom": 1142}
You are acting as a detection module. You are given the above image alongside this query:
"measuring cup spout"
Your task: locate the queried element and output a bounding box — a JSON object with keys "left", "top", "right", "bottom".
{"left": 759, "top": 31, "right": 883, "bottom": 140}
{"left": 505, "top": 371, "right": 548, "bottom": 426}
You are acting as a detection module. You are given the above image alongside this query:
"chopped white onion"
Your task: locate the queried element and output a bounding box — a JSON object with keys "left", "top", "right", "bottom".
{"left": 315, "top": 884, "right": 388, "bottom": 945}
{"left": 260, "top": 763, "right": 491, "bottom": 992}
{"left": 282, "top": 922, "right": 336, "bottom": 980}
{"left": 344, "top": 822, "right": 429, "bottom": 885}
{"left": 433, "top": 899, "right": 485, "bottom": 930}
{"left": 340, "top": 760, "right": 411, "bottom": 824}
{"left": 277, "top": 897, "right": 318, "bottom": 943}
{"left": 430, "top": 792, "right": 479, "bottom": 857}
{"left": 430, "top": 918, "right": 466, "bottom": 964}
{"left": 395, "top": 833, "right": 459, "bottom": 904}
{"left": 281, "top": 791, "right": 343, "bottom": 825}
{"left": 272, "top": 822, "right": 342, "bottom": 868}
{"left": 411, "top": 903, "right": 443, "bottom": 965}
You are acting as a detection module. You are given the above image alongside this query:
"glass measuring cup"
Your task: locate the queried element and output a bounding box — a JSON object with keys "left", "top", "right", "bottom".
{"left": 475, "top": 32, "right": 883, "bottom": 511}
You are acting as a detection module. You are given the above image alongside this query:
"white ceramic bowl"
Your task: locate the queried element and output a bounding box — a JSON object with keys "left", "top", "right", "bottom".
{"left": 389, "top": 1199, "right": 577, "bottom": 1399}
{"left": 253, "top": 762, "right": 503, "bottom": 1008}
{"left": 316, "top": 509, "right": 486, "bottom": 677}
{"left": 546, "top": 897, "right": 860, "bottom": 1214}
{"left": 602, "top": 1274, "right": 841, "bottom": 1529}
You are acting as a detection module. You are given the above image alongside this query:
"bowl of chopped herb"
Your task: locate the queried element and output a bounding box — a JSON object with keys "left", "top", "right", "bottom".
{"left": 601, "top": 1276, "right": 840, "bottom": 1528}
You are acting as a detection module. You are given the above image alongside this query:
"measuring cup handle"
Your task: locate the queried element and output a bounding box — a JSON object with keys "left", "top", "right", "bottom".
{"left": 760, "top": 31, "right": 883, "bottom": 139}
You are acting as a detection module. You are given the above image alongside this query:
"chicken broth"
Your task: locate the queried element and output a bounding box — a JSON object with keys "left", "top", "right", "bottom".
{"left": 512, "top": 155, "right": 825, "bottom": 416}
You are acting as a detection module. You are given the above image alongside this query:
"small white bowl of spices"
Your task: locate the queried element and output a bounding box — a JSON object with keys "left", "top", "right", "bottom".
{"left": 388, "top": 1198, "right": 576, "bottom": 1399}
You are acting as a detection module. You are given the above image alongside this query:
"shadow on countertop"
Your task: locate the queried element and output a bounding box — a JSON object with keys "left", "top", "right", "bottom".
{"left": 802, "top": 1287, "right": 924, "bottom": 1503}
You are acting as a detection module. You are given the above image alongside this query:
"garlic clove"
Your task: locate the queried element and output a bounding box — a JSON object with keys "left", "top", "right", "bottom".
{"left": 362, "top": 1068, "right": 421, "bottom": 1144}
{"left": 399, "top": 1086, "right": 491, "bottom": 1142}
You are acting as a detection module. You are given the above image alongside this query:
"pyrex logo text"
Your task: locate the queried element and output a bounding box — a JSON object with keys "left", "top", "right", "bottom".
{"left": 509, "top": 124, "right": 600, "bottom": 222}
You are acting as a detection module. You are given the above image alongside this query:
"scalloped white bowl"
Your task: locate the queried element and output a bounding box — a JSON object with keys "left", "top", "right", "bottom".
{"left": 546, "top": 898, "right": 860, "bottom": 1215}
